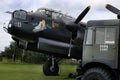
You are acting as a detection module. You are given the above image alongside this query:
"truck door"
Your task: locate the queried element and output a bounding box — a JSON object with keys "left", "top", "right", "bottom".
{"left": 83, "top": 26, "right": 118, "bottom": 68}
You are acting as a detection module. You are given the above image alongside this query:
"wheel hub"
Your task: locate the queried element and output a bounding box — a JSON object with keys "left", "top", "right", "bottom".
{"left": 50, "top": 66, "right": 55, "bottom": 72}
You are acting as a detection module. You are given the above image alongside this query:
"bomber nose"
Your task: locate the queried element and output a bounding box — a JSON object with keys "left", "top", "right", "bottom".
{"left": 7, "top": 23, "right": 13, "bottom": 33}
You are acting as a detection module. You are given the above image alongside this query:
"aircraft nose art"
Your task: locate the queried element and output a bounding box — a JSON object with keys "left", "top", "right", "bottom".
{"left": 33, "top": 20, "right": 47, "bottom": 32}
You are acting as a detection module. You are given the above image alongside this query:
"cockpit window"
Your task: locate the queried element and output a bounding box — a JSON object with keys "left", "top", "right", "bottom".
{"left": 36, "top": 8, "right": 75, "bottom": 20}
{"left": 37, "top": 9, "right": 46, "bottom": 15}
{"left": 46, "top": 11, "right": 52, "bottom": 17}
{"left": 36, "top": 8, "right": 52, "bottom": 17}
{"left": 52, "top": 12, "right": 61, "bottom": 19}
{"left": 61, "top": 15, "right": 75, "bottom": 22}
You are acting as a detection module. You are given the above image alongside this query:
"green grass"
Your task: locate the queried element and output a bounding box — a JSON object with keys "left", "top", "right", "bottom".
{"left": 0, "top": 63, "right": 76, "bottom": 80}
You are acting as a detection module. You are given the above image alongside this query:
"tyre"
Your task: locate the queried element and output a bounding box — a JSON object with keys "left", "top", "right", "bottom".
{"left": 43, "top": 60, "right": 59, "bottom": 76}
{"left": 81, "top": 67, "right": 114, "bottom": 80}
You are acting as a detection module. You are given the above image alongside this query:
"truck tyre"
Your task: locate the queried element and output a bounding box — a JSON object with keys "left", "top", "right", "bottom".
{"left": 81, "top": 67, "right": 114, "bottom": 80}
{"left": 43, "top": 60, "right": 59, "bottom": 76}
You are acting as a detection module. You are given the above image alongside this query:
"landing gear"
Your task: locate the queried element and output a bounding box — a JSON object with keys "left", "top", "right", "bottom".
{"left": 43, "top": 56, "right": 59, "bottom": 76}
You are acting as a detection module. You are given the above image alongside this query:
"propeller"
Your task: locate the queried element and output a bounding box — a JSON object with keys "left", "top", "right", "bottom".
{"left": 105, "top": 4, "right": 120, "bottom": 19}
{"left": 66, "top": 6, "right": 91, "bottom": 57}
{"left": 75, "top": 6, "right": 91, "bottom": 24}
{"left": 66, "top": 6, "right": 91, "bottom": 39}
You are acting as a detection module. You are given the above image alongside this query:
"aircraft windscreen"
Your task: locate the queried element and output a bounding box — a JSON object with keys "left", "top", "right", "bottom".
{"left": 36, "top": 8, "right": 46, "bottom": 14}
{"left": 62, "top": 15, "right": 75, "bottom": 22}
{"left": 13, "top": 10, "right": 27, "bottom": 20}
{"left": 36, "top": 8, "right": 75, "bottom": 21}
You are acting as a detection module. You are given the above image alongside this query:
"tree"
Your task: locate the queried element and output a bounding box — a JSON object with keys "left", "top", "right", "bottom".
{"left": 0, "top": 51, "right": 3, "bottom": 61}
{"left": 3, "top": 41, "right": 47, "bottom": 64}
{"left": 22, "top": 50, "right": 47, "bottom": 64}
{"left": 3, "top": 41, "right": 22, "bottom": 62}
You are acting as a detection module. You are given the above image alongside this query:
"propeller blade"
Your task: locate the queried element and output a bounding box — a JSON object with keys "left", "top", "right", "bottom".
{"left": 68, "top": 38, "right": 73, "bottom": 57}
{"left": 75, "top": 5, "right": 91, "bottom": 24}
{"left": 6, "top": 11, "right": 12, "bottom": 14}
{"left": 67, "top": 6, "right": 90, "bottom": 57}
{"left": 105, "top": 4, "right": 120, "bottom": 14}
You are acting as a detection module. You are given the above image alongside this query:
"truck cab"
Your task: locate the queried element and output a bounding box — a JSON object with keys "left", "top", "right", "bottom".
{"left": 77, "top": 19, "right": 120, "bottom": 80}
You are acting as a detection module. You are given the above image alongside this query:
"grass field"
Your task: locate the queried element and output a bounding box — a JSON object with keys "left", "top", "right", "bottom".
{"left": 0, "top": 63, "right": 76, "bottom": 80}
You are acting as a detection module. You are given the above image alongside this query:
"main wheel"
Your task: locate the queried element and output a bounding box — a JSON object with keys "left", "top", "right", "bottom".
{"left": 43, "top": 60, "right": 59, "bottom": 76}
{"left": 81, "top": 67, "right": 114, "bottom": 80}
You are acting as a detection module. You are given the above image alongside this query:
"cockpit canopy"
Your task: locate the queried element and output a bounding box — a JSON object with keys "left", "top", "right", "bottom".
{"left": 13, "top": 10, "right": 27, "bottom": 20}
{"left": 36, "top": 8, "right": 75, "bottom": 21}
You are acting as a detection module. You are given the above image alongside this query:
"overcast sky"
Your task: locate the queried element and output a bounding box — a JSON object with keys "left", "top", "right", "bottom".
{"left": 0, "top": 0, "right": 120, "bottom": 51}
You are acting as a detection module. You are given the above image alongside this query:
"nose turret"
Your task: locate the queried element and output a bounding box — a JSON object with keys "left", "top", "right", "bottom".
{"left": 3, "top": 9, "right": 38, "bottom": 42}
{"left": 3, "top": 19, "right": 17, "bottom": 36}
{"left": 4, "top": 9, "right": 27, "bottom": 33}
{"left": 3, "top": 21, "right": 12, "bottom": 33}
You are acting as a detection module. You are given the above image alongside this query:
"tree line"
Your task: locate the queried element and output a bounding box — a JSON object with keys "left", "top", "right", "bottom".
{"left": 1, "top": 41, "right": 47, "bottom": 64}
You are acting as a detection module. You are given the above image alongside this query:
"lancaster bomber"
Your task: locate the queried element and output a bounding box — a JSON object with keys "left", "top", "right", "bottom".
{"left": 3, "top": 6, "right": 90, "bottom": 76}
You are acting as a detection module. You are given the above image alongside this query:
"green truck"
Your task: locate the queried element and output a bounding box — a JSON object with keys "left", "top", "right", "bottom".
{"left": 77, "top": 19, "right": 120, "bottom": 80}
{"left": 76, "top": 4, "right": 120, "bottom": 80}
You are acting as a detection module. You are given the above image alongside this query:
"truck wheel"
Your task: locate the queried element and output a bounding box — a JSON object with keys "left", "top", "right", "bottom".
{"left": 81, "top": 67, "right": 114, "bottom": 80}
{"left": 43, "top": 60, "right": 59, "bottom": 76}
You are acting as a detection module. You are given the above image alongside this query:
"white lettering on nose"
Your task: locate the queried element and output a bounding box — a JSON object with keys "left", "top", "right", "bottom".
{"left": 14, "top": 22, "right": 21, "bottom": 27}
{"left": 18, "top": 22, "right": 21, "bottom": 27}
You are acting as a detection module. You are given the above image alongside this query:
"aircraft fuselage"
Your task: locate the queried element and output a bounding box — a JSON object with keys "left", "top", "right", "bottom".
{"left": 6, "top": 8, "right": 85, "bottom": 59}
